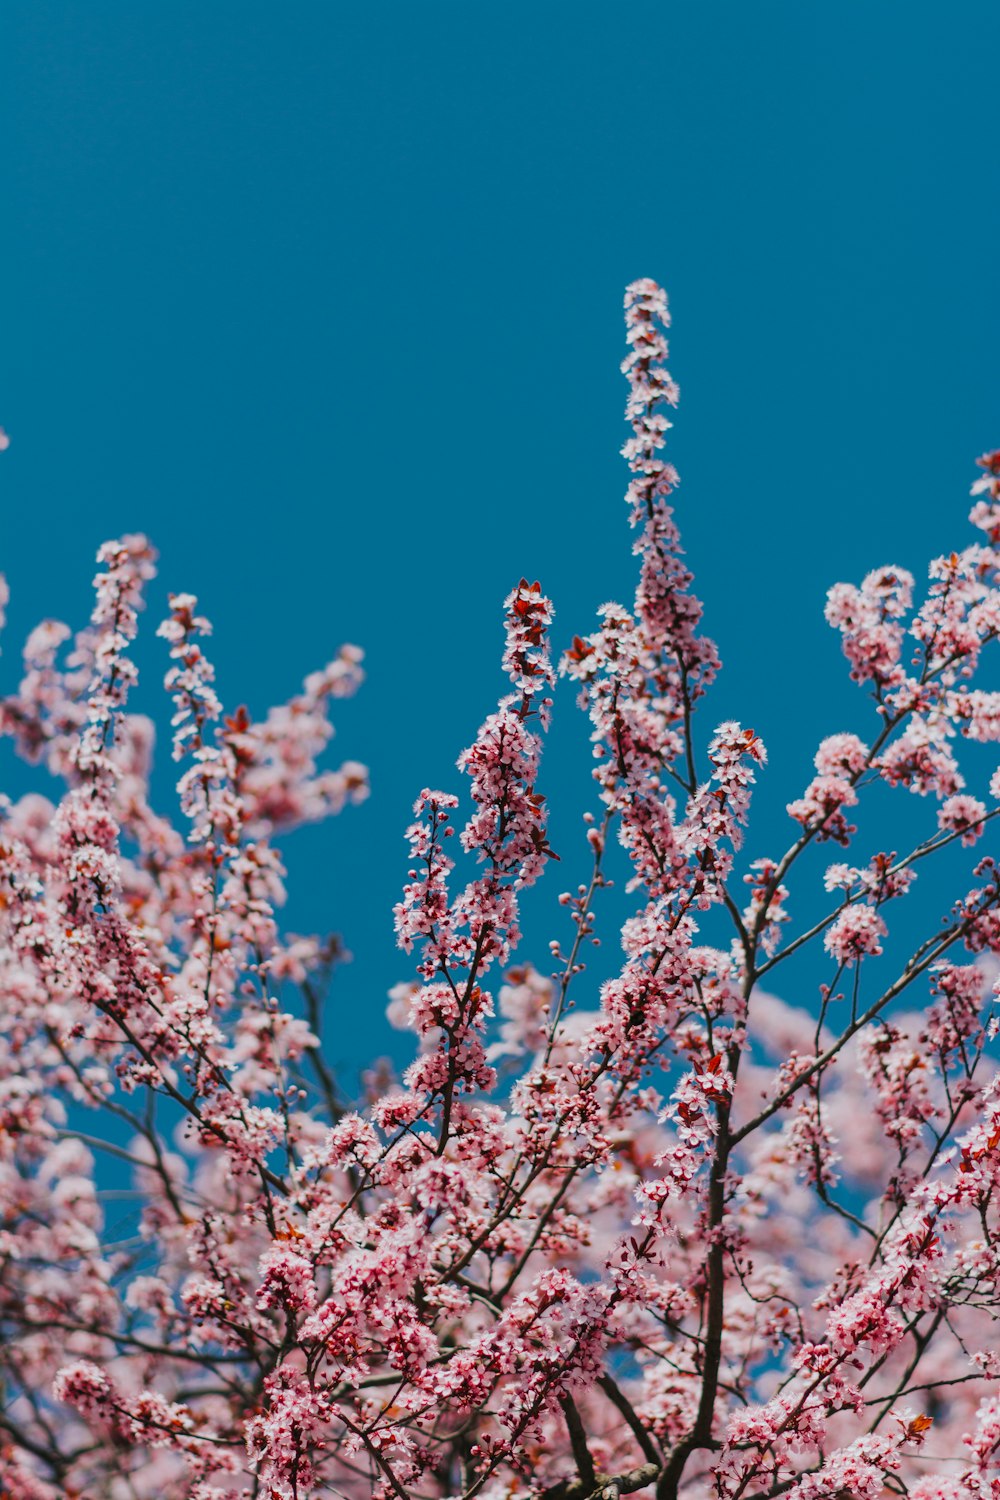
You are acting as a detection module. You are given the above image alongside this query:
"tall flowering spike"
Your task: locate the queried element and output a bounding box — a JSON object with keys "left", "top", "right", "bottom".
{"left": 157, "top": 592, "right": 281, "bottom": 1036}
{"left": 683, "top": 722, "right": 767, "bottom": 873}
{"left": 392, "top": 582, "right": 555, "bottom": 1125}
{"left": 157, "top": 592, "right": 221, "bottom": 761}
{"left": 397, "top": 581, "right": 555, "bottom": 974}
{"left": 563, "top": 283, "right": 724, "bottom": 924}
{"left": 157, "top": 591, "right": 244, "bottom": 863}
{"left": 53, "top": 534, "right": 157, "bottom": 949}
{"left": 394, "top": 787, "right": 460, "bottom": 978}
{"left": 622, "top": 278, "right": 719, "bottom": 703}
{"left": 457, "top": 578, "right": 555, "bottom": 891}
{"left": 74, "top": 534, "right": 157, "bottom": 783}
{"left": 46, "top": 540, "right": 176, "bottom": 1104}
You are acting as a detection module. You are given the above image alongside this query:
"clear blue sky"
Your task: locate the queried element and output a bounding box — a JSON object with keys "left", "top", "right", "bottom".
{"left": 3, "top": 4, "right": 999, "bottom": 1083}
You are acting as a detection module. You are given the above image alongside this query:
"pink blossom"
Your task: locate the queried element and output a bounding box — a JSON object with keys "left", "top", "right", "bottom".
{"left": 787, "top": 772, "right": 858, "bottom": 844}
{"left": 824, "top": 902, "right": 887, "bottom": 964}
{"left": 1, "top": 284, "right": 999, "bottom": 1500}
{"left": 939, "top": 793, "right": 988, "bottom": 845}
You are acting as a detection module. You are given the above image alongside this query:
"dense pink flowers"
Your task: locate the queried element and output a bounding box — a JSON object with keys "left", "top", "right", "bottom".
{"left": 826, "top": 564, "right": 914, "bottom": 689}
{"left": 824, "top": 901, "right": 888, "bottom": 964}
{"left": 1, "top": 280, "right": 999, "bottom": 1500}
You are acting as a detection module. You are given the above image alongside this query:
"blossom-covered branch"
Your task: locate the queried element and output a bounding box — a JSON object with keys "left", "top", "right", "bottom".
{"left": 0, "top": 287, "right": 999, "bottom": 1500}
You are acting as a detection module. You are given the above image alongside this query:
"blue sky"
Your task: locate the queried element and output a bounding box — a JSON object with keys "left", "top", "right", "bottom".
{"left": 3, "top": 3, "right": 1000, "bottom": 1084}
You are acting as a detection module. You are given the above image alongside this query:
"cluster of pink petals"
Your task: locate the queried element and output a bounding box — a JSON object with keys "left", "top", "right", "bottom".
{"left": 0, "top": 282, "right": 999, "bottom": 1500}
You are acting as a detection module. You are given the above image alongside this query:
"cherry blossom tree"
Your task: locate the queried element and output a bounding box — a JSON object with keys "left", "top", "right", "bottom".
{"left": 2, "top": 280, "right": 1000, "bottom": 1500}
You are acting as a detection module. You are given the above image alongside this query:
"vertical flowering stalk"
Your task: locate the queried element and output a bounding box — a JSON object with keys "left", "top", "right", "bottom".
{"left": 50, "top": 536, "right": 171, "bottom": 1060}
{"left": 394, "top": 578, "right": 556, "bottom": 1138}
{"left": 157, "top": 593, "right": 311, "bottom": 1186}
{"left": 622, "top": 279, "right": 720, "bottom": 773}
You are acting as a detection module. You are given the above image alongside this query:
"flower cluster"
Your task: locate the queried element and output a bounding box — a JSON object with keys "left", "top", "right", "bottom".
{"left": 0, "top": 282, "right": 998, "bottom": 1500}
